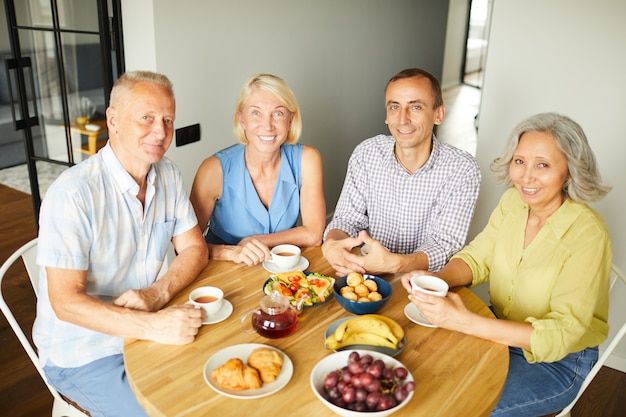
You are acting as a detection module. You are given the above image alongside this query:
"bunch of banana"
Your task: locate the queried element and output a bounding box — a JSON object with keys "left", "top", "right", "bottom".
{"left": 325, "top": 314, "right": 405, "bottom": 350}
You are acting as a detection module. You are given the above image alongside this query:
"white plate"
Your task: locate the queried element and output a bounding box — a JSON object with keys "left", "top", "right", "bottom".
{"left": 203, "top": 343, "right": 293, "bottom": 399}
{"left": 404, "top": 303, "right": 437, "bottom": 328}
{"left": 262, "top": 256, "right": 309, "bottom": 273}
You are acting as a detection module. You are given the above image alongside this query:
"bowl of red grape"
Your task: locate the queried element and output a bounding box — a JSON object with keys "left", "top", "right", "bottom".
{"left": 310, "top": 350, "right": 414, "bottom": 416}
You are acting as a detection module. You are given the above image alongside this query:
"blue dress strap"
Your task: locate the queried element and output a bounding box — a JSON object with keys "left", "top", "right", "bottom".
{"left": 206, "top": 143, "right": 302, "bottom": 244}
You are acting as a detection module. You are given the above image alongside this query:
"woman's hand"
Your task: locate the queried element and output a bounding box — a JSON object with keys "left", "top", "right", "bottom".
{"left": 408, "top": 290, "right": 471, "bottom": 331}
{"left": 400, "top": 270, "right": 431, "bottom": 293}
{"left": 232, "top": 237, "right": 271, "bottom": 266}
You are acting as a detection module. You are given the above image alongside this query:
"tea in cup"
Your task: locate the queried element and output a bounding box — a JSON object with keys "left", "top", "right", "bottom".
{"left": 270, "top": 244, "right": 301, "bottom": 270}
{"left": 189, "top": 286, "right": 224, "bottom": 321}
{"left": 410, "top": 275, "right": 449, "bottom": 299}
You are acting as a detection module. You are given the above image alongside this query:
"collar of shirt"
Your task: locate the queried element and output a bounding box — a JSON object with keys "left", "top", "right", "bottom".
{"left": 101, "top": 143, "right": 157, "bottom": 196}
{"left": 383, "top": 134, "right": 441, "bottom": 175}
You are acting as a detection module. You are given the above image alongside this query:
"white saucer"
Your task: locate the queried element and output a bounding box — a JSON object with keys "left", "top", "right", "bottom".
{"left": 187, "top": 299, "right": 234, "bottom": 325}
{"left": 404, "top": 302, "right": 437, "bottom": 328}
{"left": 262, "top": 256, "right": 309, "bottom": 273}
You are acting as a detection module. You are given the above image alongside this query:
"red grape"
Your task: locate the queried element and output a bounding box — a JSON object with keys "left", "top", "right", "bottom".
{"left": 348, "top": 351, "right": 360, "bottom": 363}
{"left": 366, "top": 391, "right": 380, "bottom": 410}
{"left": 359, "top": 372, "right": 374, "bottom": 387}
{"left": 324, "top": 371, "right": 339, "bottom": 389}
{"left": 394, "top": 386, "right": 408, "bottom": 402}
{"left": 348, "top": 361, "right": 365, "bottom": 375}
{"left": 355, "top": 387, "right": 368, "bottom": 403}
{"left": 327, "top": 386, "right": 341, "bottom": 400}
{"left": 337, "top": 380, "right": 348, "bottom": 391}
{"left": 366, "top": 363, "right": 382, "bottom": 378}
{"left": 360, "top": 354, "right": 374, "bottom": 366}
{"left": 320, "top": 351, "right": 414, "bottom": 413}
{"left": 394, "top": 366, "right": 409, "bottom": 380}
{"left": 342, "top": 386, "right": 356, "bottom": 403}
{"left": 404, "top": 380, "right": 415, "bottom": 392}
{"left": 364, "top": 378, "right": 381, "bottom": 393}
{"left": 377, "top": 394, "right": 393, "bottom": 411}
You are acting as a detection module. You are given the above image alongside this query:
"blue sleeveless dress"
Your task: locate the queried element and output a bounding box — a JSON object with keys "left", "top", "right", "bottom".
{"left": 205, "top": 143, "right": 303, "bottom": 245}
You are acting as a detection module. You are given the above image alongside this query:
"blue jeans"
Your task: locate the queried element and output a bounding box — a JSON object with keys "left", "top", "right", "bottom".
{"left": 44, "top": 354, "right": 149, "bottom": 417}
{"left": 491, "top": 346, "right": 597, "bottom": 417}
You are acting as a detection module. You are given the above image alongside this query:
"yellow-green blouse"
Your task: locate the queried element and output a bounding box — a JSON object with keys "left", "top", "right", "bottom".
{"left": 453, "top": 187, "right": 611, "bottom": 363}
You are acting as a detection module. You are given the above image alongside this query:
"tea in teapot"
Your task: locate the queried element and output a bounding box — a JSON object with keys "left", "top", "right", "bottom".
{"left": 241, "top": 290, "right": 307, "bottom": 339}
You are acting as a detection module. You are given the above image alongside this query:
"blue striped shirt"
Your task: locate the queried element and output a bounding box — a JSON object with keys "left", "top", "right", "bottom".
{"left": 33, "top": 143, "right": 198, "bottom": 367}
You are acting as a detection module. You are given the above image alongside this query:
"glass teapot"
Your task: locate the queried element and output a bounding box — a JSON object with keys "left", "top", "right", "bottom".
{"left": 240, "top": 290, "right": 307, "bottom": 339}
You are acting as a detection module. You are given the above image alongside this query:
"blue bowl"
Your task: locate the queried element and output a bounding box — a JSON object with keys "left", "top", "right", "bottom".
{"left": 333, "top": 274, "right": 392, "bottom": 315}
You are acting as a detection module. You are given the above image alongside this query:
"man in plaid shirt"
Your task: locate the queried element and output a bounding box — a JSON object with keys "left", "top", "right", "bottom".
{"left": 322, "top": 68, "right": 481, "bottom": 277}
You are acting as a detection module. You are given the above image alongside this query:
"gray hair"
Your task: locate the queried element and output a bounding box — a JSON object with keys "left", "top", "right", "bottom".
{"left": 110, "top": 70, "right": 174, "bottom": 107}
{"left": 490, "top": 112, "right": 610, "bottom": 202}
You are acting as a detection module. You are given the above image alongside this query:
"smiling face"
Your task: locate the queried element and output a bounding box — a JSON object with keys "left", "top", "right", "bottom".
{"left": 509, "top": 131, "right": 570, "bottom": 214}
{"left": 238, "top": 87, "right": 293, "bottom": 152}
{"left": 384, "top": 76, "right": 445, "bottom": 153}
{"left": 107, "top": 81, "right": 175, "bottom": 176}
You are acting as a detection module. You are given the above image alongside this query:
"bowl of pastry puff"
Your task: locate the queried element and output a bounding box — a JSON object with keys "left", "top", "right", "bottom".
{"left": 333, "top": 272, "right": 392, "bottom": 315}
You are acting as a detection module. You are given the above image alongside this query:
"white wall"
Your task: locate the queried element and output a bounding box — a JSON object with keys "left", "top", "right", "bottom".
{"left": 476, "top": 0, "right": 626, "bottom": 371}
{"left": 121, "top": 0, "right": 449, "bottom": 214}
{"left": 441, "top": 0, "right": 469, "bottom": 89}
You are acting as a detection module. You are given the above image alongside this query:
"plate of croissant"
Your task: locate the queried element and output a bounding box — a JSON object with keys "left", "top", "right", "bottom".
{"left": 204, "top": 343, "right": 293, "bottom": 399}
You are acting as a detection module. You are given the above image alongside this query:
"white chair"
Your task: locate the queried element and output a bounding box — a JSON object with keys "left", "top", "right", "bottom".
{"left": 555, "top": 264, "right": 626, "bottom": 417}
{"left": 0, "top": 238, "right": 89, "bottom": 417}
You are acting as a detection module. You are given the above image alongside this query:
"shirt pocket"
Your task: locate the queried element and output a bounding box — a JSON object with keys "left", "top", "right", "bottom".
{"left": 150, "top": 220, "right": 175, "bottom": 261}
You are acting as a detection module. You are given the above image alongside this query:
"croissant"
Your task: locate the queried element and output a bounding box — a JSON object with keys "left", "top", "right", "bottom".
{"left": 211, "top": 358, "right": 262, "bottom": 390}
{"left": 247, "top": 347, "right": 284, "bottom": 383}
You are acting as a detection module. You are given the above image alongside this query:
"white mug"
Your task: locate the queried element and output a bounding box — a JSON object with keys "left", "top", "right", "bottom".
{"left": 270, "top": 244, "right": 301, "bottom": 270}
{"left": 410, "top": 275, "right": 449, "bottom": 299}
{"left": 189, "top": 286, "right": 224, "bottom": 320}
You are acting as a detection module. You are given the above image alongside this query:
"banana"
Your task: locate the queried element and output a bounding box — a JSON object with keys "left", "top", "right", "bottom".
{"left": 325, "top": 334, "right": 341, "bottom": 350}
{"left": 334, "top": 315, "right": 399, "bottom": 346}
{"left": 365, "top": 314, "right": 405, "bottom": 341}
{"left": 325, "top": 331, "right": 398, "bottom": 350}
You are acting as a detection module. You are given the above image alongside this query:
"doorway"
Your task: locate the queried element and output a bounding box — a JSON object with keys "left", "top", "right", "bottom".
{"left": 1, "top": 0, "right": 123, "bottom": 224}
{"left": 463, "top": 0, "right": 492, "bottom": 88}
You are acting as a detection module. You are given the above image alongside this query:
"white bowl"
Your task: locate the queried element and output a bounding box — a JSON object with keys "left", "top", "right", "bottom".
{"left": 310, "top": 350, "right": 414, "bottom": 417}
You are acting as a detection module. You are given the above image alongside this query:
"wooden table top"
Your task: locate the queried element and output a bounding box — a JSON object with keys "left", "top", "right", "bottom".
{"left": 124, "top": 247, "right": 508, "bottom": 416}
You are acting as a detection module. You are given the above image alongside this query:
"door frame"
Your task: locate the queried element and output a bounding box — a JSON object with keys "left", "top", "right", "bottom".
{"left": 2, "top": 0, "right": 124, "bottom": 225}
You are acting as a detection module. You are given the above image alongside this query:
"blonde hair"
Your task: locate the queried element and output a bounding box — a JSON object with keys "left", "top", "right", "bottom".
{"left": 233, "top": 74, "right": 302, "bottom": 144}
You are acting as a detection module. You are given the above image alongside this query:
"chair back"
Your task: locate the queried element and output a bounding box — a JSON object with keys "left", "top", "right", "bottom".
{"left": 0, "top": 238, "right": 88, "bottom": 416}
{"left": 556, "top": 264, "right": 626, "bottom": 417}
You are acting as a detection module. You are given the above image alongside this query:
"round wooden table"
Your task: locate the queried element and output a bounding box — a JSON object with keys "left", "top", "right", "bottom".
{"left": 124, "top": 247, "right": 508, "bottom": 416}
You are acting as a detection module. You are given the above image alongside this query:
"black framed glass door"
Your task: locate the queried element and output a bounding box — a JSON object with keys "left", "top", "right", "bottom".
{"left": 2, "top": 0, "right": 123, "bottom": 224}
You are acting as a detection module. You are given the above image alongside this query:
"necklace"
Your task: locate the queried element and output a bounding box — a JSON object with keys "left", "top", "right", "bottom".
{"left": 395, "top": 153, "right": 413, "bottom": 174}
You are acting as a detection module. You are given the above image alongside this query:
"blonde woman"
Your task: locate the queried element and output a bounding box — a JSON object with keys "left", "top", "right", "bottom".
{"left": 190, "top": 74, "right": 325, "bottom": 266}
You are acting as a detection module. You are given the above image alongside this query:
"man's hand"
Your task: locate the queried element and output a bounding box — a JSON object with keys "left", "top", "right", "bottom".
{"left": 322, "top": 231, "right": 366, "bottom": 277}
{"left": 114, "top": 286, "right": 165, "bottom": 312}
{"left": 148, "top": 304, "right": 203, "bottom": 345}
{"left": 356, "top": 231, "right": 400, "bottom": 275}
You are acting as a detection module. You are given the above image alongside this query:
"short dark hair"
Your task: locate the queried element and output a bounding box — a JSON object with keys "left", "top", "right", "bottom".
{"left": 385, "top": 68, "right": 443, "bottom": 109}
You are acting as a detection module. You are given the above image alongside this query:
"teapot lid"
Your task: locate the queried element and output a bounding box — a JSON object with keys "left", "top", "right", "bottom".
{"left": 260, "top": 290, "right": 290, "bottom": 315}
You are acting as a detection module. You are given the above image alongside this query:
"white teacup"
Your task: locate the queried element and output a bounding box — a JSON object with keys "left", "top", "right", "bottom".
{"left": 189, "top": 286, "right": 224, "bottom": 320}
{"left": 410, "top": 275, "right": 449, "bottom": 299}
{"left": 270, "top": 244, "right": 301, "bottom": 270}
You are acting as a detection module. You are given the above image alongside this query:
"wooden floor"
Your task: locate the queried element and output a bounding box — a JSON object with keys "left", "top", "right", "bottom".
{"left": 0, "top": 183, "right": 625, "bottom": 417}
